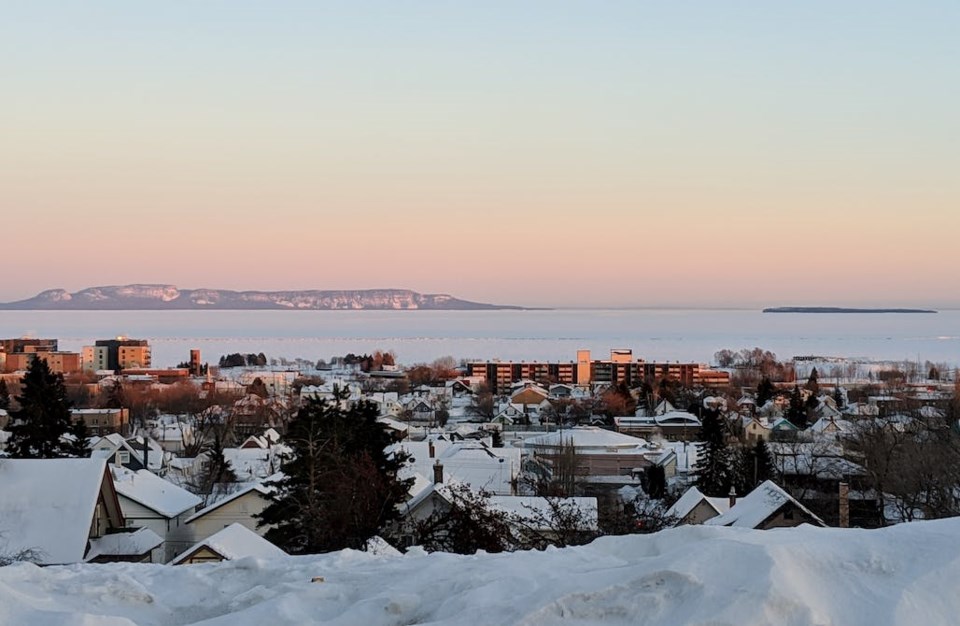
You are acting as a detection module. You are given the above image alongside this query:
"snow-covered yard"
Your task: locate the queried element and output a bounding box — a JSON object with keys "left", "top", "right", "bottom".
{"left": 2, "top": 518, "right": 959, "bottom": 625}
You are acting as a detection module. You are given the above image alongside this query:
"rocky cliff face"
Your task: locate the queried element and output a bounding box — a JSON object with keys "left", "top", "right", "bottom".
{"left": 0, "top": 285, "right": 520, "bottom": 310}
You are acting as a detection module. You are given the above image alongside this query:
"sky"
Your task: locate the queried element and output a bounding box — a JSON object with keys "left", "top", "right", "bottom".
{"left": 2, "top": 2, "right": 958, "bottom": 308}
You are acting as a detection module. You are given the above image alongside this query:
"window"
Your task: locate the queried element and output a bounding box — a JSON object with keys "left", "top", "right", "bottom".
{"left": 117, "top": 451, "right": 130, "bottom": 464}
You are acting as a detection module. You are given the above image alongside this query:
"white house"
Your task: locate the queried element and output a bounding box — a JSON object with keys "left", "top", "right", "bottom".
{"left": 110, "top": 466, "right": 202, "bottom": 561}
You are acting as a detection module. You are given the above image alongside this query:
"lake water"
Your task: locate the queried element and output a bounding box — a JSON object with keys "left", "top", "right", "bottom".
{"left": 1, "top": 309, "right": 957, "bottom": 368}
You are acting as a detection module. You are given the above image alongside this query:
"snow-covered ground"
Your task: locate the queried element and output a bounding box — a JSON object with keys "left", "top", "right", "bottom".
{"left": 2, "top": 519, "right": 959, "bottom": 625}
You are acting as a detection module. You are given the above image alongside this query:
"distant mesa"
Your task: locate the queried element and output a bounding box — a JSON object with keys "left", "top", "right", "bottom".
{"left": 763, "top": 306, "right": 937, "bottom": 314}
{"left": 0, "top": 285, "right": 528, "bottom": 311}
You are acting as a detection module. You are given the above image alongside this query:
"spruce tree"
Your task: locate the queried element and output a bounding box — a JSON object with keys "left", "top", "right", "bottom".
{"left": 738, "top": 439, "right": 777, "bottom": 492}
{"left": 833, "top": 386, "right": 845, "bottom": 410}
{"left": 65, "top": 417, "right": 92, "bottom": 457}
{"left": 0, "top": 378, "right": 10, "bottom": 411}
{"left": 756, "top": 376, "right": 775, "bottom": 408}
{"left": 258, "top": 392, "right": 411, "bottom": 553}
{"left": 752, "top": 439, "right": 776, "bottom": 485}
{"left": 693, "top": 407, "right": 731, "bottom": 496}
{"left": 7, "top": 358, "right": 75, "bottom": 458}
{"left": 805, "top": 367, "right": 820, "bottom": 395}
{"left": 785, "top": 385, "right": 808, "bottom": 429}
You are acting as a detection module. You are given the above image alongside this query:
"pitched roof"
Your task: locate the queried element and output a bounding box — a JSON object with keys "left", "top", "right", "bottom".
{"left": 666, "top": 486, "right": 731, "bottom": 521}
{"left": 185, "top": 481, "right": 274, "bottom": 524}
{"left": 0, "top": 458, "right": 116, "bottom": 565}
{"left": 169, "top": 523, "right": 286, "bottom": 564}
{"left": 704, "top": 480, "right": 825, "bottom": 529}
{"left": 110, "top": 466, "right": 202, "bottom": 518}
{"left": 85, "top": 527, "right": 163, "bottom": 561}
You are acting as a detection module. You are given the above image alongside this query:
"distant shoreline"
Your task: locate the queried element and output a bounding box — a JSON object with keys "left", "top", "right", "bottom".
{"left": 763, "top": 307, "right": 938, "bottom": 314}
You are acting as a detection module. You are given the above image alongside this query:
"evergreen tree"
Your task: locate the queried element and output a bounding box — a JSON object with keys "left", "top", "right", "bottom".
{"left": 7, "top": 358, "right": 75, "bottom": 458}
{"left": 833, "top": 386, "right": 845, "bottom": 410}
{"left": 65, "top": 418, "right": 91, "bottom": 457}
{"left": 756, "top": 376, "right": 775, "bottom": 408}
{"left": 191, "top": 427, "right": 238, "bottom": 503}
{"left": 785, "top": 385, "right": 808, "bottom": 429}
{"left": 752, "top": 439, "right": 776, "bottom": 485}
{"left": 693, "top": 407, "right": 731, "bottom": 496}
{"left": 645, "top": 464, "right": 667, "bottom": 499}
{"left": 738, "top": 439, "right": 776, "bottom": 492}
{"left": 0, "top": 378, "right": 10, "bottom": 411}
{"left": 805, "top": 367, "right": 820, "bottom": 395}
{"left": 258, "top": 392, "right": 411, "bottom": 553}
{"left": 729, "top": 446, "right": 750, "bottom": 495}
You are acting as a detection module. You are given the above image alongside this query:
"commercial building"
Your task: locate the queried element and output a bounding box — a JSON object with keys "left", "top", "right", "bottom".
{"left": 467, "top": 349, "right": 729, "bottom": 393}
{"left": 85, "top": 338, "right": 152, "bottom": 371}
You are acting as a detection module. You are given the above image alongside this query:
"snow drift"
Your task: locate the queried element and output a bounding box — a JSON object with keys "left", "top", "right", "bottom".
{"left": 2, "top": 519, "right": 959, "bottom": 625}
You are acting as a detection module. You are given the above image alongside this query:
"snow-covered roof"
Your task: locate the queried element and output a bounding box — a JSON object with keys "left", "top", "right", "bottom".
{"left": 85, "top": 527, "right": 163, "bottom": 561}
{"left": 111, "top": 466, "right": 201, "bottom": 518}
{"left": 705, "top": 481, "right": 824, "bottom": 529}
{"left": 488, "top": 496, "right": 599, "bottom": 531}
{"left": 186, "top": 481, "right": 275, "bottom": 524}
{"left": 666, "top": 486, "right": 731, "bottom": 521}
{"left": 170, "top": 523, "right": 286, "bottom": 564}
{"left": 523, "top": 427, "right": 648, "bottom": 452}
{"left": 0, "top": 458, "right": 114, "bottom": 565}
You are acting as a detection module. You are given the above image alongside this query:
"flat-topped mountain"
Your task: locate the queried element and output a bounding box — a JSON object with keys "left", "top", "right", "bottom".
{"left": 0, "top": 285, "right": 525, "bottom": 311}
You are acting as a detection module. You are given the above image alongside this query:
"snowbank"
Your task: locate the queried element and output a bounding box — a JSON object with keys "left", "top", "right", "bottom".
{"left": 2, "top": 519, "right": 959, "bottom": 625}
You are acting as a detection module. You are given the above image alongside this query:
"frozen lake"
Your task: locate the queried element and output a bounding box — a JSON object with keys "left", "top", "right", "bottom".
{"left": 1, "top": 309, "right": 957, "bottom": 368}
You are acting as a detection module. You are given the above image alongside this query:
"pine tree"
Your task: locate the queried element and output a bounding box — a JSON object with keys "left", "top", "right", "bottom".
{"left": 752, "top": 439, "right": 776, "bottom": 485}
{"left": 65, "top": 417, "right": 91, "bottom": 457}
{"left": 785, "top": 385, "right": 808, "bottom": 429}
{"left": 756, "top": 376, "right": 775, "bottom": 408}
{"left": 7, "top": 358, "right": 75, "bottom": 458}
{"left": 833, "top": 386, "right": 845, "bottom": 410}
{"left": 257, "top": 392, "right": 411, "bottom": 554}
{"left": 693, "top": 407, "right": 731, "bottom": 496}
{"left": 805, "top": 367, "right": 820, "bottom": 395}
{"left": 737, "top": 438, "right": 777, "bottom": 492}
{"left": 645, "top": 464, "right": 667, "bottom": 499}
{"left": 0, "top": 378, "right": 10, "bottom": 411}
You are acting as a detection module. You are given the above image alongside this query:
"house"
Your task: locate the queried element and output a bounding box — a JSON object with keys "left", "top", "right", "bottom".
{"left": 0, "top": 458, "right": 128, "bottom": 564}
{"left": 743, "top": 417, "right": 772, "bottom": 443}
{"left": 666, "top": 486, "right": 732, "bottom": 525}
{"left": 522, "top": 427, "right": 659, "bottom": 478}
{"left": 110, "top": 466, "right": 202, "bottom": 561}
{"left": 395, "top": 477, "right": 597, "bottom": 548}
{"left": 705, "top": 480, "right": 826, "bottom": 529}
{"left": 393, "top": 439, "right": 521, "bottom": 496}
{"left": 85, "top": 527, "right": 164, "bottom": 564}
{"left": 184, "top": 482, "right": 275, "bottom": 543}
{"left": 615, "top": 411, "right": 701, "bottom": 441}
{"left": 90, "top": 433, "right": 165, "bottom": 473}
{"left": 170, "top": 523, "right": 286, "bottom": 565}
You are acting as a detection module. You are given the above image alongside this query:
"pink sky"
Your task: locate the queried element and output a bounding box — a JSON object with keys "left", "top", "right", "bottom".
{"left": 2, "top": 2, "right": 958, "bottom": 309}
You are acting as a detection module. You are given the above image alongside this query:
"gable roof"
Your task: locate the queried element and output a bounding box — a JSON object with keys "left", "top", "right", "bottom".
{"left": 0, "top": 458, "right": 122, "bottom": 565}
{"left": 185, "top": 481, "right": 275, "bottom": 524}
{"left": 704, "top": 480, "right": 825, "bottom": 529}
{"left": 666, "top": 486, "right": 731, "bottom": 521}
{"left": 110, "top": 466, "right": 202, "bottom": 518}
{"left": 85, "top": 527, "right": 163, "bottom": 562}
{"left": 169, "top": 523, "right": 286, "bottom": 564}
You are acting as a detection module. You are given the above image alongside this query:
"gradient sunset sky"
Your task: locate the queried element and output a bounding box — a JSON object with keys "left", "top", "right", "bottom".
{"left": 2, "top": 2, "right": 958, "bottom": 308}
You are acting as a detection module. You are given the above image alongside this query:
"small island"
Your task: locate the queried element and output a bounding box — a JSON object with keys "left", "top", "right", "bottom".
{"left": 763, "top": 307, "right": 937, "bottom": 314}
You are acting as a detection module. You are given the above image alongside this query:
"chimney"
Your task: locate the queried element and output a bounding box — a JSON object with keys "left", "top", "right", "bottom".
{"left": 839, "top": 481, "right": 850, "bottom": 528}
{"left": 433, "top": 460, "right": 444, "bottom": 484}
{"left": 428, "top": 441, "right": 435, "bottom": 458}
{"left": 728, "top": 485, "right": 737, "bottom": 510}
